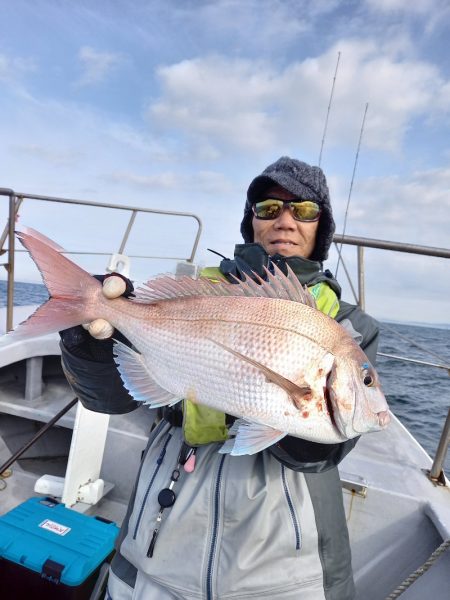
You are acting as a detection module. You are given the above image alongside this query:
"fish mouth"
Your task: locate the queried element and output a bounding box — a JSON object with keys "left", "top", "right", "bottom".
{"left": 325, "top": 373, "right": 349, "bottom": 439}
{"left": 327, "top": 372, "right": 357, "bottom": 438}
{"left": 324, "top": 382, "right": 337, "bottom": 428}
{"left": 377, "top": 410, "right": 390, "bottom": 427}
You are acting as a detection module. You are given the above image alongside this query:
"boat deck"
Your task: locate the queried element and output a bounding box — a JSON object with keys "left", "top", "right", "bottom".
{"left": 340, "top": 418, "right": 450, "bottom": 598}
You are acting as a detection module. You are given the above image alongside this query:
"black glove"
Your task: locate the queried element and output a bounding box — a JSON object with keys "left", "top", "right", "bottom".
{"left": 59, "top": 273, "right": 134, "bottom": 363}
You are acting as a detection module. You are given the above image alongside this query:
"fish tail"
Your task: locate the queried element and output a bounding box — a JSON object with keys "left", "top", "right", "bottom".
{"left": 8, "top": 229, "right": 103, "bottom": 339}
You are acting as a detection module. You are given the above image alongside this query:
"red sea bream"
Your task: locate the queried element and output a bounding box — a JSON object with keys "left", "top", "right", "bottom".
{"left": 5, "top": 229, "right": 390, "bottom": 454}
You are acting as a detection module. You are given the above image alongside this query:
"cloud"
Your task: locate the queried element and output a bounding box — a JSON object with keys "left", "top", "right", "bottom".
{"left": 109, "top": 171, "right": 180, "bottom": 189}
{"left": 11, "top": 143, "right": 82, "bottom": 167}
{"left": 364, "top": 0, "right": 440, "bottom": 14}
{"left": 363, "top": 0, "right": 450, "bottom": 35}
{"left": 320, "top": 40, "right": 446, "bottom": 151}
{"left": 147, "top": 41, "right": 448, "bottom": 159}
{"left": 0, "top": 52, "right": 37, "bottom": 100}
{"left": 149, "top": 56, "right": 277, "bottom": 154}
{"left": 75, "top": 46, "right": 125, "bottom": 87}
{"left": 338, "top": 166, "right": 450, "bottom": 248}
{"left": 0, "top": 53, "right": 36, "bottom": 81}
{"left": 175, "top": 0, "right": 312, "bottom": 44}
{"left": 132, "top": 0, "right": 338, "bottom": 56}
{"left": 109, "top": 169, "right": 234, "bottom": 196}
{"left": 366, "top": 0, "right": 428, "bottom": 14}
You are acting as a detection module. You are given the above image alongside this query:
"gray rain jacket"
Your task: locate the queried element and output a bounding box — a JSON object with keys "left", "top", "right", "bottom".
{"left": 60, "top": 246, "right": 379, "bottom": 600}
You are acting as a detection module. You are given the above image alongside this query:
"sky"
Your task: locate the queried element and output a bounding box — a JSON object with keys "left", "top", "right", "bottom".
{"left": 1, "top": 0, "right": 449, "bottom": 325}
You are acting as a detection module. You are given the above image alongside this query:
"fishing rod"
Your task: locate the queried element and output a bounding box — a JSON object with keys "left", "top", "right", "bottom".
{"left": 335, "top": 102, "right": 369, "bottom": 280}
{"left": 0, "top": 397, "right": 79, "bottom": 479}
{"left": 316, "top": 52, "right": 367, "bottom": 302}
{"left": 315, "top": 52, "right": 360, "bottom": 302}
{"left": 318, "top": 52, "right": 341, "bottom": 168}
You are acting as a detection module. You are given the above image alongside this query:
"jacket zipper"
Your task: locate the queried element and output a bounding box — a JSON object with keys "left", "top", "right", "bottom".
{"left": 206, "top": 454, "right": 226, "bottom": 600}
{"left": 133, "top": 430, "right": 172, "bottom": 540}
{"left": 281, "top": 465, "right": 301, "bottom": 550}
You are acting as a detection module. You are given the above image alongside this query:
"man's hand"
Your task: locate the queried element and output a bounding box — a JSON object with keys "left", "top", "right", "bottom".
{"left": 59, "top": 273, "right": 134, "bottom": 362}
{"left": 84, "top": 275, "right": 129, "bottom": 339}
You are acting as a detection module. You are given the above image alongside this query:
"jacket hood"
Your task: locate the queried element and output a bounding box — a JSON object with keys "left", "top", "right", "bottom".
{"left": 240, "top": 156, "right": 335, "bottom": 263}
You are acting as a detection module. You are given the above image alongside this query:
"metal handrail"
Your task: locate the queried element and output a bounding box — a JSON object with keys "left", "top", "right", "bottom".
{"left": 333, "top": 233, "right": 450, "bottom": 311}
{"left": 377, "top": 352, "right": 450, "bottom": 374}
{"left": 1, "top": 188, "right": 203, "bottom": 332}
{"left": 430, "top": 408, "right": 450, "bottom": 483}
{"left": 333, "top": 233, "right": 450, "bottom": 259}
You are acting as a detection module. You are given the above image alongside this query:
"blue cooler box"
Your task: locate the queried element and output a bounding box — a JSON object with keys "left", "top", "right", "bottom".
{"left": 0, "top": 496, "right": 120, "bottom": 599}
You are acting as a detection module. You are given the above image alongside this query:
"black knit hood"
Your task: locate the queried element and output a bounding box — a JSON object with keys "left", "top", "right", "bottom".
{"left": 240, "top": 156, "right": 335, "bottom": 263}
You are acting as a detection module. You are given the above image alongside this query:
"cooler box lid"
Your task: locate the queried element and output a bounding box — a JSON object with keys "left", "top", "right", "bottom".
{"left": 0, "top": 497, "right": 119, "bottom": 586}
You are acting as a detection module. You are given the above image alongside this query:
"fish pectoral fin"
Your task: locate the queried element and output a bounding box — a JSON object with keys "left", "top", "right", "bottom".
{"left": 209, "top": 339, "right": 312, "bottom": 404}
{"left": 113, "top": 340, "right": 181, "bottom": 408}
{"left": 219, "top": 419, "right": 287, "bottom": 455}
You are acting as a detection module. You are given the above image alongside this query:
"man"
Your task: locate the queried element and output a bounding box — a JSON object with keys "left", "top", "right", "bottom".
{"left": 60, "top": 157, "right": 379, "bottom": 599}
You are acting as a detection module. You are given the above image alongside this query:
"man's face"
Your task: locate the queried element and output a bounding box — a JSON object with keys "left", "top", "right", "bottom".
{"left": 252, "top": 185, "right": 319, "bottom": 258}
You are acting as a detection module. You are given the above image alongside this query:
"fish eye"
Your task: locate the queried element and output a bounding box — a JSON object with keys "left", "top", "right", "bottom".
{"left": 363, "top": 374, "right": 374, "bottom": 387}
{"left": 361, "top": 363, "right": 375, "bottom": 387}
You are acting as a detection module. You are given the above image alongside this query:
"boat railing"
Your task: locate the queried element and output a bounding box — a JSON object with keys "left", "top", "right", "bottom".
{"left": 0, "top": 187, "right": 203, "bottom": 507}
{"left": 0, "top": 187, "right": 203, "bottom": 333}
{"left": 333, "top": 233, "right": 450, "bottom": 310}
{"left": 1, "top": 188, "right": 449, "bottom": 485}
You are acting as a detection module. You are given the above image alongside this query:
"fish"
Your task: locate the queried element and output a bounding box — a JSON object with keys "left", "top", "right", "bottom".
{"left": 5, "top": 228, "right": 390, "bottom": 455}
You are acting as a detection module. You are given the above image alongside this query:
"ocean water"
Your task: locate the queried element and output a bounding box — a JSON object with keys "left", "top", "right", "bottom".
{"left": 1, "top": 281, "right": 449, "bottom": 471}
{"left": 377, "top": 321, "right": 450, "bottom": 471}
{"left": 0, "top": 281, "right": 49, "bottom": 307}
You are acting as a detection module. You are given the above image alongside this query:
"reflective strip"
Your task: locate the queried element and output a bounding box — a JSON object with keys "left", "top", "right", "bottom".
{"left": 308, "top": 282, "right": 340, "bottom": 318}
{"left": 199, "top": 266, "right": 227, "bottom": 282}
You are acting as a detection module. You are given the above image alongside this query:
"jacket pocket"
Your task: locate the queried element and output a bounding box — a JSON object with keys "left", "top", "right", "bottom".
{"left": 281, "top": 464, "right": 302, "bottom": 551}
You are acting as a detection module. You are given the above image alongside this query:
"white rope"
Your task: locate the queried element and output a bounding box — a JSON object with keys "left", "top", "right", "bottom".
{"left": 385, "top": 538, "right": 450, "bottom": 599}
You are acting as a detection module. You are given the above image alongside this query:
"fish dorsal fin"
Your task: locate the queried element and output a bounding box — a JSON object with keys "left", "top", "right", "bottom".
{"left": 260, "top": 264, "right": 316, "bottom": 307}
{"left": 133, "top": 274, "right": 230, "bottom": 303}
{"left": 133, "top": 263, "right": 316, "bottom": 308}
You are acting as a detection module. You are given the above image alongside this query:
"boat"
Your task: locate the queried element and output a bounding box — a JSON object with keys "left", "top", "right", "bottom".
{"left": 0, "top": 187, "right": 449, "bottom": 599}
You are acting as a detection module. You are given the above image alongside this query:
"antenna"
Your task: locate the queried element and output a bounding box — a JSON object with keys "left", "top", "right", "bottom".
{"left": 335, "top": 102, "right": 369, "bottom": 278}
{"left": 318, "top": 52, "right": 341, "bottom": 167}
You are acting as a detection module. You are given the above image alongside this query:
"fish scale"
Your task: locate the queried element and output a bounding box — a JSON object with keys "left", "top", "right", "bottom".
{"left": 99, "top": 299, "right": 341, "bottom": 440}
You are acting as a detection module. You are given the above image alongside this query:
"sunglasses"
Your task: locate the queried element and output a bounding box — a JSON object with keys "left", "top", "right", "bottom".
{"left": 252, "top": 198, "right": 321, "bottom": 222}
